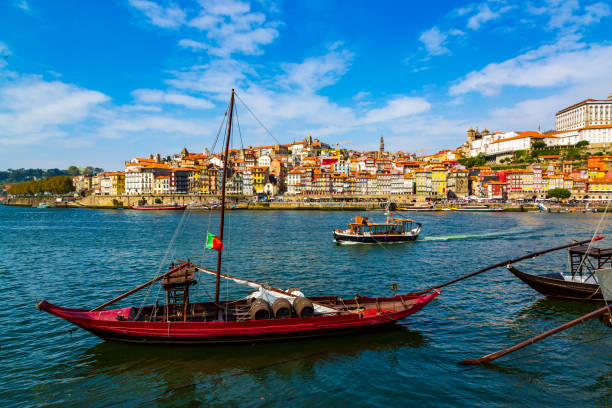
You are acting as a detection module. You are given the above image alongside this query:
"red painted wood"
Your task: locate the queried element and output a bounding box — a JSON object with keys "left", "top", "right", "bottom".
{"left": 37, "top": 290, "right": 439, "bottom": 343}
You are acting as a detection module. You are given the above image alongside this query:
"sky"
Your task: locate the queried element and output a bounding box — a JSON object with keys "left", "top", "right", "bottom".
{"left": 1, "top": 0, "right": 611, "bottom": 170}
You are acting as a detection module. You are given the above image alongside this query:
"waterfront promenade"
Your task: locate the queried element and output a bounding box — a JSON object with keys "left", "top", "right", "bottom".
{"left": 5, "top": 194, "right": 611, "bottom": 213}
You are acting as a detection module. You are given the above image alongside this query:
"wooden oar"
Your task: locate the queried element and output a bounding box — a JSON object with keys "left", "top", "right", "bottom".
{"left": 410, "top": 236, "right": 604, "bottom": 296}
{"left": 90, "top": 262, "right": 189, "bottom": 312}
{"left": 460, "top": 304, "right": 611, "bottom": 365}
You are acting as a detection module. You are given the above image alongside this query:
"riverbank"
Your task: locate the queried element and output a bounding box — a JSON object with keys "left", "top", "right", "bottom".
{"left": 3, "top": 196, "right": 609, "bottom": 212}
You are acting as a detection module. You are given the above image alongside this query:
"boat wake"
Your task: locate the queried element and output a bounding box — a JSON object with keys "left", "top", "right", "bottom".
{"left": 422, "top": 228, "right": 534, "bottom": 242}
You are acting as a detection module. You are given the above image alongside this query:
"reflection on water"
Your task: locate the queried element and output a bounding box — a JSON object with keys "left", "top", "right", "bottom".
{"left": 33, "top": 327, "right": 425, "bottom": 406}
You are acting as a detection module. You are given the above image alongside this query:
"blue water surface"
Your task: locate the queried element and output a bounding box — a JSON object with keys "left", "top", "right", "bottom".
{"left": 0, "top": 205, "right": 610, "bottom": 407}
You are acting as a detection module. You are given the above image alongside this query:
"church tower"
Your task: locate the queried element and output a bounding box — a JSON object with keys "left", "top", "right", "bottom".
{"left": 379, "top": 136, "right": 384, "bottom": 155}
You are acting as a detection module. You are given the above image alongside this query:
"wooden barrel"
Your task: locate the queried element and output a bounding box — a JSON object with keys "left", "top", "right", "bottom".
{"left": 250, "top": 299, "right": 271, "bottom": 320}
{"left": 293, "top": 297, "right": 314, "bottom": 318}
{"left": 272, "top": 298, "right": 292, "bottom": 319}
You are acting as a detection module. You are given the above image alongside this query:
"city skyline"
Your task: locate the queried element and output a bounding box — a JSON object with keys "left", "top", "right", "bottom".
{"left": 1, "top": 0, "right": 611, "bottom": 170}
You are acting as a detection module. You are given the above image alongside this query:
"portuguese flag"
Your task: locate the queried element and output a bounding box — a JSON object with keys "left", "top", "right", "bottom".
{"left": 206, "top": 233, "right": 223, "bottom": 251}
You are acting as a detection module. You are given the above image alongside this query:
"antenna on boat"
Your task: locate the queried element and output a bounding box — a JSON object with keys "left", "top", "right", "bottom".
{"left": 214, "top": 89, "right": 235, "bottom": 317}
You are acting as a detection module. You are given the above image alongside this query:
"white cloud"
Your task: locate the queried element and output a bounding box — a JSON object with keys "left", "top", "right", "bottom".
{"left": 128, "top": 0, "right": 186, "bottom": 28}
{"left": 16, "top": 0, "right": 29, "bottom": 11}
{"left": 0, "top": 76, "right": 109, "bottom": 145}
{"left": 95, "top": 115, "right": 213, "bottom": 140}
{"left": 178, "top": 38, "right": 207, "bottom": 50}
{"left": 132, "top": 89, "right": 215, "bottom": 109}
{"left": 467, "top": 4, "right": 501, "bottom": 29}
{"left": 449, "top": 39, "right": 612, "bottom": 96}
{"left": 353, "top": 91, "right": 371, "bottom": 101}
{"left": 189, "top": 0, "right": 279, "bottom": 57}
{"left": 527, "top": 0, "right": 610, "bottom": 33}
{"left": 129, "top": 0, "right": 280, "bottom": 57}
{"left": 280, "top": 49, "right": 353, "bottom": 91}
{"left": 360, "top": 97, "right": 431, "bottom": 125}
{"left": 419, "top": 26, "right": 449, "bottom": 56}
{"left": 166, "top": 59, "right": 251, "bottom": 98}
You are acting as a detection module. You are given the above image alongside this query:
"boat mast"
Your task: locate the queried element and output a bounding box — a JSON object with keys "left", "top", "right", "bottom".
{"left": 215, "top": 89, "right": 234, "bottom": 309}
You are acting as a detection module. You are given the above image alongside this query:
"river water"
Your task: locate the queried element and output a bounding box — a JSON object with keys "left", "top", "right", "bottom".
{"left": 0, "top": 205, "right": 610, "bottom": 407}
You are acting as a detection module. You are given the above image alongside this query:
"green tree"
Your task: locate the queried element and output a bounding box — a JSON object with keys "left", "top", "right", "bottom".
{"left": 66, "top": 165, "right": 81, "bottom": 176}
{"left": 8, "top": 176, "right": 74, "bottom": 196}
{"left": 576, "top": 140, "right": 589, "bottom": 148}
{"left": 531, "top": 141, "right": 547, "bottom": 149}
{"left": 458, "top": 153, "right": 486, "bottom": 168}
{"left": 547, "top": 188, "right": 571, "bottom": 199}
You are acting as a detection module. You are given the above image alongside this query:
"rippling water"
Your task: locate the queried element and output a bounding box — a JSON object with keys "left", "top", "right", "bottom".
{"left": 0, "top": 205, "right": 610, "bottom": 407}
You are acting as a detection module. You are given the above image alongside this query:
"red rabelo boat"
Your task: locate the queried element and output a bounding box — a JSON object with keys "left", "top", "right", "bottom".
{"left": 36, "top": 90, "right": 440, "bottom": 344}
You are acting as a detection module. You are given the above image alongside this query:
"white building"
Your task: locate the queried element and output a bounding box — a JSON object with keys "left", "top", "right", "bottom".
{"left": 257, "top": 155, "right": 271, "bottom": 167}
{"left": 99, "top": 174, "right": 112, "bottom": 195}
{"left": 555, "top": 95, "right": 612, "bottom": 131}
{"left": 287, "top": 170, "right": 303, "bottom": 195}
{"left": 125, "top": 170, "right": 154, "bottom": 195}
{"left": 551, "top": 93, "right": 612, "bottom": 147}
{"left": 488, "top": 131, "right": 557, "bottom": 154}
{"left": 242, "top": 170, "right": 253, "bottom": 196}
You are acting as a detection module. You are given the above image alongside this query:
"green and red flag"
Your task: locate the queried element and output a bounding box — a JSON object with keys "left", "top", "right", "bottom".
{"left": 206, "top": 233, "right": 223, "bottom": 251}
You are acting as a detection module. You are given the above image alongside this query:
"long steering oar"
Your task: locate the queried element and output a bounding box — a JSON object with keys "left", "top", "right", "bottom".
{"left": 410, "top": 236, "right": 604, "bottom": 296}
{"left": 459, "top": 304, "right": 612, "bottom": 365}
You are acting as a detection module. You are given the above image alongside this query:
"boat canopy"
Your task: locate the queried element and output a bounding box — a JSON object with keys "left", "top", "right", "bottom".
{"left": 569, "top": 245, "right": 612, "bottom": 279}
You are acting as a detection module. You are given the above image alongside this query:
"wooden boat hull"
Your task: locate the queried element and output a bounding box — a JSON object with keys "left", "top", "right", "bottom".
{"left": 130, "top": 205, "right": 187, "bottom": 211}
{"left": 36, "top": 291, "right": 439, "bottom": 344}
{"left": 507, "top": 265, "right": 602, "bottom": 301}
{"left": 333, "top": 231, "right": 419, "bottom": 243}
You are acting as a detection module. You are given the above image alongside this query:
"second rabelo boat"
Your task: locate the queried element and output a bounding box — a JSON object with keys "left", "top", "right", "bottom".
{"left": 36, "top": 90, "right": 439, "bottom": 345}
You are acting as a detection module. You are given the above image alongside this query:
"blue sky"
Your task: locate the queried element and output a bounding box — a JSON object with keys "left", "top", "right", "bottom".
{"left": 1, "top": 0, "right": 611, "bottom": 170}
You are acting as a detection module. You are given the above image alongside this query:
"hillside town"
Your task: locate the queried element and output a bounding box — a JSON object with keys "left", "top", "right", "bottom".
{"left": 59, "top": 94, "right": 612, "bottom": 202}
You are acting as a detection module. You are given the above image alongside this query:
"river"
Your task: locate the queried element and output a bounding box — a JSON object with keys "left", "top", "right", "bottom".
{"left": 0, "top": 205, "right": 610, "bottom": 407}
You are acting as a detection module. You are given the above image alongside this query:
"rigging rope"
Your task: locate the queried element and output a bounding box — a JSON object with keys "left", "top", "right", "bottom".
{"left": 234, "top": 91, "right": 281, "bottom": 145}
{"left": 134, "top": 208, "right": 192, "bottom": 319}
{"left": 574, "top": 200, "right": 610, "bottom": 279}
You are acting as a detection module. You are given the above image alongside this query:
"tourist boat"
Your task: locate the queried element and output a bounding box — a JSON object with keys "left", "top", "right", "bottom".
{"left": 37, "top": 90, "right": 440, "bottom": 344}
{"left": 130, "top": 200, "right": 187, "bottom": 211}
{"left": 507, "top": 243, "right": 612, "bottom": 301}
{"left": 333, "top": 215, "right": 421, "bottom": 244}
{"left": 36, "top": 202, "right": 50, "bottom": 209}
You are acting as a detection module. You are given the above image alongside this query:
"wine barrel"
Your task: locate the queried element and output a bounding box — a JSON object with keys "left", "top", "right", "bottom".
{"left": 293, "top": 297, "right": 314, "bottom": 318}
{"left": 272, "top": 298, "right": 292, "bottom": 319}
{"left": 250, "top": 299, "right": 271, "bottom": 320}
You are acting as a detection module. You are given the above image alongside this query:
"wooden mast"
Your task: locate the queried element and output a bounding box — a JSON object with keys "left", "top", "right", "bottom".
{"left": 214, "top": 89, "right": 234, "bottom": 311}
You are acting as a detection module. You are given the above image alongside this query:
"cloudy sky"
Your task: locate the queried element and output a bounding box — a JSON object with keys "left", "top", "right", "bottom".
{"left": 1, "top": 0, "right": 611, "bottom": 170}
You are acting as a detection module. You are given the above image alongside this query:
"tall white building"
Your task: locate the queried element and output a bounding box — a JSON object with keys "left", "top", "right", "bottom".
{"left": 551, "top": 93, "right": 612, "bottom": 147}
{"left": 555, "top": 94, "right": 612, "bottom": 131}
{"left": 125, "top": 170, "right": 154, "bottom": 195}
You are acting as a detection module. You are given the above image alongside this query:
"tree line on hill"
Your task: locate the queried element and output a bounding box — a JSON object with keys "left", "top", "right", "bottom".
{"left": 8, "top": 176, "right": 75, "bottom": 195}
{"left": 0, "top": 166, "right": 104, "bottom": 185}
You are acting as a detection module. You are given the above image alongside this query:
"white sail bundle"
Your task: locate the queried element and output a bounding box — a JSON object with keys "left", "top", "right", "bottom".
{"left": 194, "top": 266, "right": 338, "bottom": 314}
